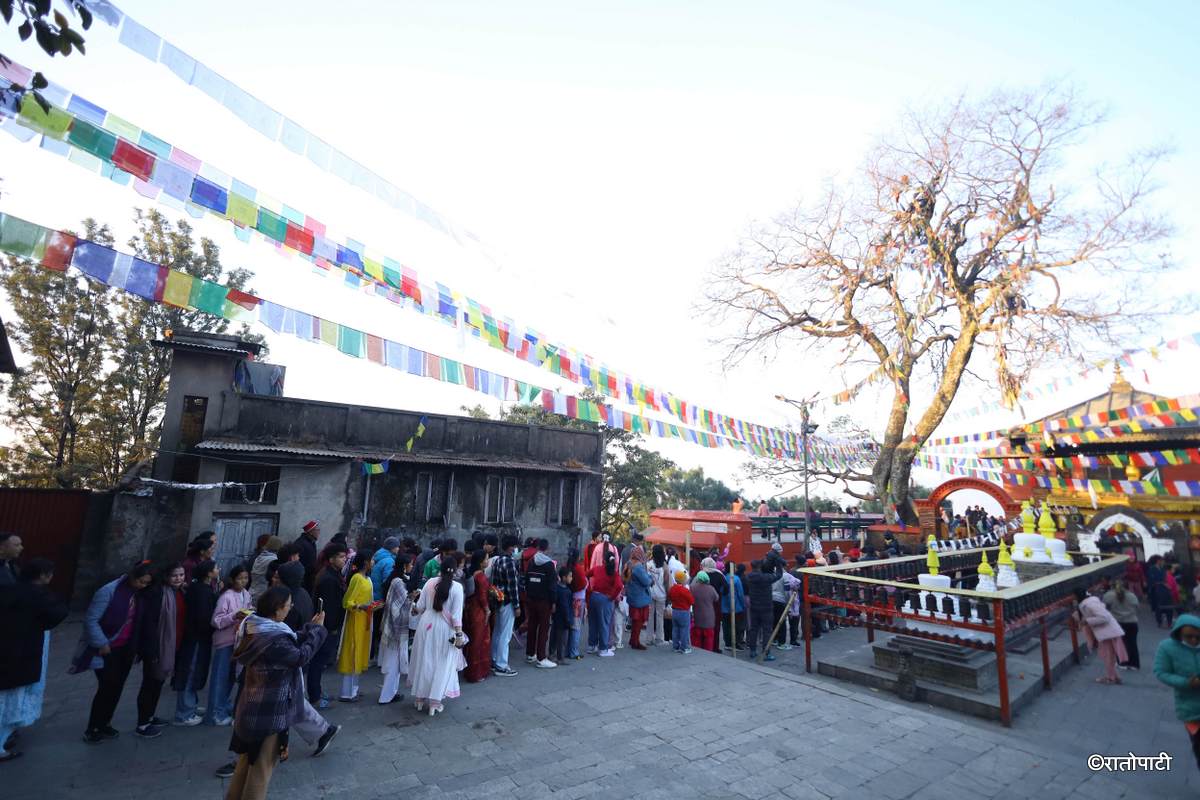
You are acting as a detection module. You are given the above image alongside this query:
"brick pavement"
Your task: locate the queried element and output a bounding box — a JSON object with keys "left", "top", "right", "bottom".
{"left": 2, "top": 613, "right": 1194, "bottom": 799}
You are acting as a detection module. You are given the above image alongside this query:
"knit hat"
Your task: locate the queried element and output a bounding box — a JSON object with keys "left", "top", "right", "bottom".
{"left": 383, "top": 536, "right": 400, "bottom": 549}
{"left": 700, "top": 557, "right": 716, "bottom": 569}
{"left": 696, "top": 571, "right": 710, "bottom": 584}
{"left": 674, "top": 570, "right": 687, "bottom": 583}
{"left": 303, "top": 520, "right": 320, "bottom": 534}
{"left": 771, "top": 542, "right": 783, "bottom": 552}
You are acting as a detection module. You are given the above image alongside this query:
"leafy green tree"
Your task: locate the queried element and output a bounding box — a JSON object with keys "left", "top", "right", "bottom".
{"left": 95, "top": 210, "right": 261, "bottom": 480}
{"left": 1, "top": 219, "right": 113, "bottom": 487}
{"left": 1, "top": 210, "right": 263, "bottom": 488}
{"left": 1, "top": 1, "right": 93, "bottom": 112}
{"left": 662, "top": 466, "right": 739, "bottom": 511}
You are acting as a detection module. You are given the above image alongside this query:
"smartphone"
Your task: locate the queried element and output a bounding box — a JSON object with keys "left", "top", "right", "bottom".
{"left": 317, "top": 597, "right": 324, "bottom": 613}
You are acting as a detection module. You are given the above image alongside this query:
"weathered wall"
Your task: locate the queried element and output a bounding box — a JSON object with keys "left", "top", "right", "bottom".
{"left": 219, "top": 393, "right": 604, "bottom": 470}
{"left": 154, "top": 349, "right": 241, "bottom": 481}
{"left": 364, "top": 465, "right": 599, "bottom": 559}
{"left": 73, "top": 489, "right": 187, "bottom": 608}
{"left": 188, "top": 459, "right": 360, "bottom": 549}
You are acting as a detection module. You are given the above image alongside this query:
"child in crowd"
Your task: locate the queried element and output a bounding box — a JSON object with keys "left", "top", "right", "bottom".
{"left": 668, "top": 570, "right": 694, "bottom": 654}
{"left": 550, "top": 566, "right": 573, "bottom": 663}
{"left": 690, "top": 571, "right": 718, "bottom": 652}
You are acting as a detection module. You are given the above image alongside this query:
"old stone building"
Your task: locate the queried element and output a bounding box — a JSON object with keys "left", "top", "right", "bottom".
{"left": 150, "top": 330, "right": 603, "bottom": 573}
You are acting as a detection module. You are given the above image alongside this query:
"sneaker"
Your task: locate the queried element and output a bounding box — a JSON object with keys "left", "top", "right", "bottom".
{"left": 492, "top": 666, "right": 517, "bottom": 677}
{"left": 598, "top": 649, "right": 615, "bottom": 657}
{"left": 526, "top": 655, "right": 537, "bottom": 663}
{"left": 338, "top": 695, "right": 360, "bottom": 703}
{"left": 313, "top": 724, "right": 339, "bottom": 757}
{"left": 682, "top": 648, "right": 693, "bottom": 654}
{"left": 148, "top": 716, "right": 171, "bottom": 727}
{"left": 535, "top": 659, "right": 557, "bottom": 669}
{"left": 318, "top": 698, "right": 331, "bottom": 710}
{"left": 586, "top": 646, "right": 598, "bottom": 655}
{"left": 99, "top": 726, "right": 120, "bottom": 740}
{"left": 764, "top": 654, "right": 777, "bottom": 662}
{"left": 777, "top": 643, "right": 793, "bottom": 651}
{"left": 214, "top": 761, "right": 237, "bottom": 779}
{"left": 174, "top": 715, "right": 202, "bottom": 727}
{"left": 82, "top": 729, "right": 105, "bottom": 744}
{"left": 134, "top": 724, "right": 162, "bottom": 739}
{"left": 212, "top": 716, "right": 232, "bottom": 727}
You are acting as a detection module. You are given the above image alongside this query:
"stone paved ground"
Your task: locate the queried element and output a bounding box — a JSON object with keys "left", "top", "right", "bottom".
{"left": 4, "top": 610, "right": 1194, "bottom": 800}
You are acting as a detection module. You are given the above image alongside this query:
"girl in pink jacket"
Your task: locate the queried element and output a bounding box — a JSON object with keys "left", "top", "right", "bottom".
{"left": 1074, "top": 588, "right": 1128, "bottom": 685}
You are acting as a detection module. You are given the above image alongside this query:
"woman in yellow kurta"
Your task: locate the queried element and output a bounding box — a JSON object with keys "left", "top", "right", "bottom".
{"left": 336, "top": 552, "right": 375, "bottom": 701}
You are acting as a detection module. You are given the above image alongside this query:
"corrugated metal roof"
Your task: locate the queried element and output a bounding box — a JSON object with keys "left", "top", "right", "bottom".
{"left": 195, "top": 439, "right": 599, "bottom": 474}
{"left": 152, "top": 339, "right": 257, "bottom": 357}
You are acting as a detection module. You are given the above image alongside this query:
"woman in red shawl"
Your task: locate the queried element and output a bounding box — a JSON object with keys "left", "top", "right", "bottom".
{"left": 1123, "top": 552, "right": 1145, "bottom": 599}
{"left": 462, "top": 549, "right": 492, "bottom": 683}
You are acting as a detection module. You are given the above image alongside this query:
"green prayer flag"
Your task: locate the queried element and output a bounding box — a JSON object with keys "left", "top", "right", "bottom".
{"left": 255, "top": 207, "right": 288, "bottom": 243}
{"left": 190, "top": 280, "right": 228, "bottom": 316}
{"left": 67, "top": 119, "right": 117, "bottom": 162}
{"left": 441, "top": 359, "right": 462, "bottom": 384}
{"left": 0, "top": 214, "right": 47, "bottom": 258}
{"left": 382, "top": 266, "right": 402, "bottom": 289}
{"left": 337, "top": 326, "right": 365, "bottom": 358}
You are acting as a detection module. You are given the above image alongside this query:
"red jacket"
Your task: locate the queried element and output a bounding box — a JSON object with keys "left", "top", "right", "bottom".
{"left": 668, "top": 584, "right": 694, "bottom": 611}
{"left": 571, "top": 563, "right": 588, "bottom": 593}
{"left": 588, "top": 565, "right": 623, "bottom": 600}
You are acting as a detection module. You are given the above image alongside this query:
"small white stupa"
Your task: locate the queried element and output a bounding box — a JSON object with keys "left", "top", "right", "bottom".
{"left": 975, "top": 549, "right": 997, "bottom": 593}
{"left": 1037, "top": 500, "right": 1073, "bottom": 566}
{"left": 995, "top": 540, "right": 1020, "bottom": 588}
{"left": 1013, "top": 500, "right": 1051, "bottom": 562}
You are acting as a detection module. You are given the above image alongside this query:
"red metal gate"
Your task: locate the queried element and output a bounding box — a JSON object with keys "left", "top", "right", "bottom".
{"left": 0, "top": 488, "right": 92, "bottom": 599}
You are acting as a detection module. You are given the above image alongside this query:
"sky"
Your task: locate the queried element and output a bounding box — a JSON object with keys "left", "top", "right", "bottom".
{"left": 1, "top": 1, "right": 1198, "bottom": 513}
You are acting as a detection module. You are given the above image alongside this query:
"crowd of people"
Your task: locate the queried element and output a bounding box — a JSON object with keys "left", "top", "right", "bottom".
{"left": 11, "top": 519, "right": 1200, "bottom": 784}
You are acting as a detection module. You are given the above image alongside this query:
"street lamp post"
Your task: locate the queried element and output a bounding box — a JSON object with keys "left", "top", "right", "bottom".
{"left": 775, "top": 394, "right": 819, "bottom": 546}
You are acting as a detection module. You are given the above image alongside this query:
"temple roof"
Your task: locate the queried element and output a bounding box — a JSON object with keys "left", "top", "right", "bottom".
{"left": 1029, "top": 366, "right": 1164, "bottom": 424}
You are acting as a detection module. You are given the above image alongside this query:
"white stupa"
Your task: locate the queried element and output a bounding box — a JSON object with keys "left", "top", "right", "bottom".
{"left": 995, "top": 540, "right": 1020, "bottom": 588}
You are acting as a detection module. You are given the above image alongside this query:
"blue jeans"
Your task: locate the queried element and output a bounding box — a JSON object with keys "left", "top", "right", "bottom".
{"left": 174, "top": 651, "right": 202, "bottom": 721}
{"left": 491, "top": 603, "right": 515, "bottom": 670}
{"left": 672, "top": 610, "right": 692, "bottom": 651}
{"left": 204, "top": 646, "right": 234, "bottom": 723}
{"left": 588, "top": 593, "right": 613, "bottom": 651}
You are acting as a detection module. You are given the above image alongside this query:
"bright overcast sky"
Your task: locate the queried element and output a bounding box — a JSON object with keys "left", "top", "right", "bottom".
{"left": 1, "top": 1, "right": 1198, "bottom": 508}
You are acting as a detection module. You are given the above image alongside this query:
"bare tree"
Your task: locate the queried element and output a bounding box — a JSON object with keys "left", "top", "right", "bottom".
{"left": 706, "top": 85, "right": 1173, "bottom": 522}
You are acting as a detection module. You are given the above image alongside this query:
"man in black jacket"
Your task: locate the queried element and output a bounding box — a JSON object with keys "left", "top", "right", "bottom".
{"left": 523, "top": 539, "right": 558, "bottom": 668}
{"left": 294, "top": 520, "right": 320, "bottom": 592}
{"left": 0, "top": 558, "right": 67, "bottom": 760}
{"left": 745, "top": 560, "right": 779, "bottom": 661}
{"left": 0, "top": 533, "right": 22, "bottom": 586}
{"left": 308, "top": 544, "right": 348, "bottom": 708}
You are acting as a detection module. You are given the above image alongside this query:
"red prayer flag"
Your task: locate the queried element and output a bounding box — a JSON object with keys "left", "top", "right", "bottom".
{"left": 112, "top": 139, "right": 156, "bottom": 182}
{"left": 225, "top": 288, "right": 260, "bottom": 311}
{"left": 284, "top": 223, "right": 315, "bottom": 255}
{"left": 40, "top": 230, "right": 77, "bottom": 271}
{"left": 366, "top": 334, "right": 384, "bottom": 364}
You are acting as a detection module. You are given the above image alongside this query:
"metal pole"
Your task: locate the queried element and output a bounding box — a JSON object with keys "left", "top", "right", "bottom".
{"left": 729, "top": 573, "right": 737, "bottom": 660}
{"left": 361, "top": 472, "right": 372, "bottom": 524}
{"left": 802, "top": 572, "right": 813, "bottom": 673}
{"left": 993, "top": 598, "right": 1011, "bottom": 727}
{"left": 802, "top": 402, "right": 811, "bottom": 546}
{"left": 1039, "top": 616, "right": 1052, "bottom": 689}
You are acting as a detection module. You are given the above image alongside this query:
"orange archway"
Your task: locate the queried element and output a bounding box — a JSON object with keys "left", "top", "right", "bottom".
{"left": 914, "top": 477, "right": 1021, "bottom": 540}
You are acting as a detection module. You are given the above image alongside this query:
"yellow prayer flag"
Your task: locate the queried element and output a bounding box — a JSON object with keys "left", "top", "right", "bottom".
{"left": 162, "top": 270, "right": 194, "bottom": 308}
{"left": 226, "top": 194, "right": 257, "bottom": 227}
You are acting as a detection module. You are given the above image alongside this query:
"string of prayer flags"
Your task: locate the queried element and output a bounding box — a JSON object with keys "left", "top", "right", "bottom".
{"left": 0, "top": 64, "right": 883, "bottom": 463}
{"left": 362, "top": 461, "right": 389, "bottom": 476}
